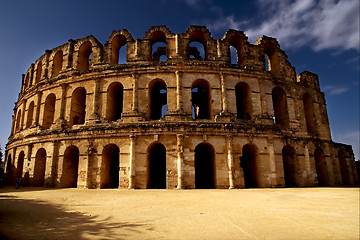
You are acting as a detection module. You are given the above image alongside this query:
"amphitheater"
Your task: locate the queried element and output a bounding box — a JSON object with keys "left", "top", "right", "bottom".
{"left": 4, "top": 25, "right": 358, "bottom": 189}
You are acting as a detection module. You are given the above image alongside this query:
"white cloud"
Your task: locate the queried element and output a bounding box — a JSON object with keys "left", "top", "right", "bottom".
{"left": 323, "top": 85, "right": 349, "bottom": 95}
{"left": 203, "top": 0, "right": 360, "bottom": 52}
{"left": 333, "top": 131, "right": 360, "bottom": 160}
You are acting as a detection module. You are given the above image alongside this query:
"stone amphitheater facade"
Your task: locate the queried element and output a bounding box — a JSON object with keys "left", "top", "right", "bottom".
{"left": 4, "top": 26, "right": 358, "bottom": 189}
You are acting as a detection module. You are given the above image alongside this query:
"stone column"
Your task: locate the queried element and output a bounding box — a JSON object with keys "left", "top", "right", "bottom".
{"left": 267, "top": 139, "right": 277, "bottom": 187}
{"left": 175, "top": 35, "right": 180, "bottom": 56}
{"left": 220, "top": 72, "right": 228, "bottom": 113}
{"left": 131, "top": 74, "right": 139, "bottom": 113}
{"left": 20, "top": 99, "right": 27, "bottom": 131}
{"left": 89, "top": 78, "right": 100, "bottom": 122}
{"left": 177, "top": 134, "right": 184, "bottom": 189}
{"left": 176, "top": 71, "right": 183, "bottom": 112}
{"left": 303, "top": 143, "right": 312, "bottom": 185}
{"left": 227, "top": 135, "right": 235, "bottom": 189}
{"left": 128, "top": 135, "right": 136, "bottom": 189}
{"left": 50, "top": 141, "right": 59, "bottom": 187}
{"left": 33, "top": 91, "right": 42, "bottom": 126}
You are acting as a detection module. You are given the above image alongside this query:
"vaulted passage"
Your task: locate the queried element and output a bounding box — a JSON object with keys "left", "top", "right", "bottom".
{"left": 188, "top": 31, "right": 207, "bottom": 59}
{"left": 111, "top": 35, "right": 127, "bottom": 65}
{"left": 150, "top": 31, "right": 167, "bottom": 61}
{"left": 263, "top": 42, "right": 279, "bottom": 74}
{"left": 78, "top": 41, "right": 92, "bottom": 72}
{"left": 314, "top": 147, "right": 329, "bottom": 186}
{"left": 15, "top": 109, "right": 21, "bottom": 132}
{"left": 33, "top": 148, "right": 46, "bottom": 187}
{"left": 43, "top": 93, "right": 56, "bottom": 129}
{"left": 62, "top": 146, "right": 79, "bottom": 188}
{"left": 100, "top": 144, "right": 120, "bottom": 189}
{"left": 35, "top": 61, "right": 42, "bottom": 84}
{"left": 236, "top": 82, "right": 252, "bottom": 120}
{"left": 51, "top": 50, "right": 63, "bottom": 77}
{"left": 106, "top": 82, "right": 123, "bottom": 121}
{"left": 26, "top": 101, "right": 34, "bottom": 128}
{"left": 338, "top": 150, "right": 350, "bottom": 185}
{"left": 303, "top": 93, "right": 316, "bottom": 134}
{"left": 70, "top": 87, "right": 86, "bottom": 125}
{"left": 192, "top": 79, "right": 211, "bottom": 120}
{"left": 149, "top": 79, "right": 167, "bottom": 120}
{"left": 272, "top": 87, "right": 289, "bottom": 127}
{"left": 195, "top": 143, "right": 215, "bottom": 189}
{"left": 241, "top": 144, "right": 259, "bottom": 188}
{"left": 147, "top": 143, "right": 166, "bottom": 189}
{"left": 17, "top": 151, "right": 25, "bottom": 178}
{"left": 282, "top": 145, "right": 298, "bottom": 187}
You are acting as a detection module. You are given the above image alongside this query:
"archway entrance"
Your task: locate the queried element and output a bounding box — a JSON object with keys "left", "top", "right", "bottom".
{"left": 33, "top": 148, "right": 46, "bottom": 187}
{"left": 17, "top": 152, "right": 25, "bottom": 178}
{"left": 314, "top": 147, "right": 329, "bottom": 186}
{"left": 100, "top": 144, "right": 120, "bottom": 189}
{"left": 62, "top": 146, "right": 79, "bottom": 188}
{"left": 241, "top": 144, "right": 259, "bottom": 188}
{"left": 338, "top": 150, "right": 350, "bottom": 185}
{"left": 282, "top": 145, "right": 298, "bottom": 187}
{"left": 147, "top": 143, "right": 166, "bottom": 189}
{"left": 194, "top": 143, "right": 215, "bottom": 189}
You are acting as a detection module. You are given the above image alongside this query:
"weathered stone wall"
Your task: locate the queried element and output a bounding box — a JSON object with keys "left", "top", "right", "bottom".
{"left": 5, "top": 26, "right": 358, "bottom": 189}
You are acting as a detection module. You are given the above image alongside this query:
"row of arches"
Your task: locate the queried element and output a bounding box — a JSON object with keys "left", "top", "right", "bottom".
{"left": 14, "top": 80, "right": 317, "bottom": 133}
{"left": 8, "top": 142, "right": 351, "bottom": 188}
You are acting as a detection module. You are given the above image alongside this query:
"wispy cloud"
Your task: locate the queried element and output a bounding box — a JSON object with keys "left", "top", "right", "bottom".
{"left": 323, "top": 85, "right": 349, "bottom": 95}
{"left": 193, "top": 0, "right": 360, "bottom": 52}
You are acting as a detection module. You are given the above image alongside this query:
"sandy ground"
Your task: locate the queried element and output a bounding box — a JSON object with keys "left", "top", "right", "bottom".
{"left": 0, "top": 187, "right": 359, "bottom": 240}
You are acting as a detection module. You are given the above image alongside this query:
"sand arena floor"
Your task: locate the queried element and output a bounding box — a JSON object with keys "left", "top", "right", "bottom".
{"left": 0, "top": 187, "right": 359, "bottom": 240}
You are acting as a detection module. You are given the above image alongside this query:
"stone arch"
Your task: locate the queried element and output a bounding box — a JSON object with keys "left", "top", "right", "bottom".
{"left": 188, "top": 31, "right": 207, "bottom": 59}
{"left": 15, "top": 109, "right": 22, "bottom": 132}
{"left": 61, "top": 145, "right": 79, "bottom": 188}
{"left": 263, "top": 42, "right": 280, "bottom": 74}
{"left": 191, "top": 79, "right": 211, "bottom": 120}
{"left": 43, "top": 93, "right": 56, "bottom": 129}
{"left": 70, "top": 87, "right": 86, "bottom": 125}
{"left": 338, "top": 150, "right": 350, "bottom": 185}
{"left": 6, "top": 154, "right": 12, "bottom": 182}
{"left": 226, "top": 33, "right": 246, "bottom": 65}
{"left": 24, "top": 73, "right": 30, "bottom": 90}
{"left": 106, "top": 82, "right": 123, "bottom": 121}
{"left": 52, "top": 50, "right": 63, "bottom": 77}
{"left": 26, "top": 101, "right": 35, "bottom": 128}
{"left": 272, "top": 87, "right": 289, "bottom": 127}
{"left": 303, "top": 93, "right": 316, "bottom": 134}
{"left": 77, "top": 41, "right": 92, "bottom": 72}
{"left": 33, "top": 148, "right": 46, "bottom": 187}
{"left": 194, "top": 143, "right": 216, "bottom": 189}
{"left": 16, "top": 151, "right": 25, "bottom": 178}
{"left": 241, "top": 143, "right": 260, "bottom": 188}
{"left": 149, "top": 79, "right": 167, "bottom": 120}
{"left": 35, "top": 61, "right": 42, "bottom": 84}
{"left": 235, "top": 82, "right": 252, "bottom": 120}
{"left": 111, "top": 35, "right": 127, "bottom": 65}
{"left": 148, "top": 30, "right": 168, "bottom": 61}
{"left": 100, "top": 144, "right": 120, "bottom": 189}
{"left": 282, "top": 145, "right": 298, "bottom": 187}
{"left": 147, "top": 142, "right": 167, "bottom": 189}
{"left": 314, "top": 147, "right": 329, "bottom": 186}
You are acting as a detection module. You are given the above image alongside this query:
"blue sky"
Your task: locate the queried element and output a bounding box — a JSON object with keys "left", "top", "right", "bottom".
{"left": 0, "top": 0, "right": 359, "bottom": 158}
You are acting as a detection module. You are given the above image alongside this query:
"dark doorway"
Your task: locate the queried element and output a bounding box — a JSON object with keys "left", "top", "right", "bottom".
{"left": 16, "top": 152, "right": 25, "bottom": 178}
{"left": 147, "top": 143, "right": 167, "bottom": 189}
{"left": 272, "top": 87, "right": 289, "bottom": 127}
{"left": 149, "top": 79, "right": 167, "bottom": 120}
{"left": 194, "top": 143, "right": 215, "bottom": 189}
{"left": 235, "top": 82, "right": 252, "bottom": 120}
{"left": 62, "top": 146, "right": 79, "bottom": 188}
{"left": 241, "top": 144, "right": 259, "bottom": 188}
{"left": 192, "top": 80, "right": 211, "bottom": 120}
{"left": 314, "top": 147, "right": 329, "bottom": 186}
{"left": 101, "top": 144, "right": 120, "bottom": 189}
{"left": 106, "top": 82, "right": 123, "bottom": 121}
{"left": 282, "top": 145, "right": 298, "bottom": 187}
{"left": 33, "top": 148, "right": 46, "bottom": 187}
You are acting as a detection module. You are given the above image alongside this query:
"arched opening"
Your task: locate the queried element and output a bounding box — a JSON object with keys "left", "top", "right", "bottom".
{"left": 147, "top": 143, "right": 166, "bottom": 189}
{"left": 52, "top": 50, "right": 63, "bottom": 77}
{"left": 235, "top": 82, "right": 252, "bottom": 120}
{"left": 192, "top": 79, "right": 211, "bottom": 120}
{"left": 43, "top": 93, "right": 56, "bottom": 129}
{"left": 194, "top": 143, "right": 215, "bottom": 189}
{"left": 77, "top": 41, "right": 92, "bottom": 72}
{"left": 111, "top": 35, "right": 127, "bottom": 65}
{"left": 106, "top": 82, "right": 123, "bottom": 121}
{"left": 314, "top": 147, "right": 329, "bottom": 186}
{"left": 264, "top": 43, "right": 279, "bottom": 74}
{"left": 33, "top": 148, "right": 46, "bottom": 187}
{"left": 303, "top": 93, "right": 316, "bottom": 134}
{"left": 338, "top": 150, "right": 350, "bottom": 185}
{"left": 282, "top": 145, "right": 298, "bottom": 187}
{"left": 230, "top": 46, "right": 238, "bottom": 64}
{"left": 272, "top": 87, "right": 289, "bottom": 127}
{"left": 15, "top": 109, "right": 22, "bottom": 132}
{"left": 26, "top": 101, "right": 34, "bottom": 128}
{"left": 100, "top": 144, "right": 120, "bottom": 189}
{"left": 149, "top": 79, "right": 167, "bottom": 120}
{"left": 24, "top": 74, "right": 29, "bottom": 90}
{"left": 189, "top": 31, "right": 206, "bottom": 59}
{"left": 229, "top": 36, "right": 244, "bottom": 65}
{"left": 62, "top": 146, "right": 79, "bottom": 188}
{"left": 241, "top": 144, "right": 259, "bottom": 188}
{"left": 16, "top": 151, "right": 25, "bottom": 178}
{"left": 35, "top": 61, "right": 42, "bottom": 84}
{"left": 70, "top": 87, "right": 86, "bottom": 125}
{"left": 150, "top": 31, "right": 167, "bottom": 61}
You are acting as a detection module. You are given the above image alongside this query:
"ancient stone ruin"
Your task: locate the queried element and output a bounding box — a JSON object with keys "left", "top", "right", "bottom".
{"left": 4, "top": 26, "right": 358, "bottom": 189}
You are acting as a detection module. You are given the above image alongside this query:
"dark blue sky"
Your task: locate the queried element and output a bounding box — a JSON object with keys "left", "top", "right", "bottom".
{"left": 0, "top": 0, "right": 359, "bottom": 158}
